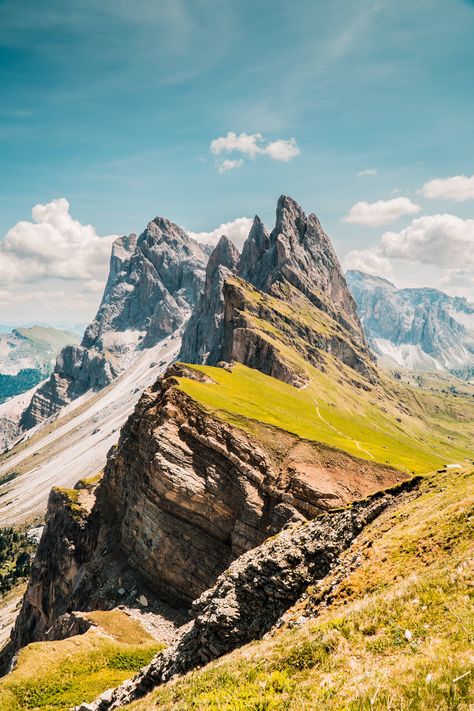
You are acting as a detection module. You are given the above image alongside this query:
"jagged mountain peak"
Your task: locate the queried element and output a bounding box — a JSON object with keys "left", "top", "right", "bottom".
{"left": 237, "top": 196, "right": 359, "bottom": 331}
{"left": 20, "top": 211, "right": 208, "bottom": 431}
{"left": 181, "top": 195, "right": 375, "bottom": 385}
{"left": 208, "top": 235, "right": 240, "bottom": 273}
{"left": 239, "top": 215, "right": 269, "bottom": 283}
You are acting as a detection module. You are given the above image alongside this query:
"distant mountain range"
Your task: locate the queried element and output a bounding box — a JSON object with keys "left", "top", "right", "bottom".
{"left": 0, "top": 326, "right": 79, "bottom": 405}
{"left": 346, "top": 270, "right": 474, "bottom": 376}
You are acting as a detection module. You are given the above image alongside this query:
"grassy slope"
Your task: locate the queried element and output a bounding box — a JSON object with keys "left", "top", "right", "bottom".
{"left": 175, "top": 277, "right": 474, "bottom": 475}
{"left": 128, "top": 466, "right": 474, "bottom": 711}
{"left": 178, "top": 361, "right": 473, "bottom": 474}
{"left": 0, "top": 611, "right": 164, "bottom": 711}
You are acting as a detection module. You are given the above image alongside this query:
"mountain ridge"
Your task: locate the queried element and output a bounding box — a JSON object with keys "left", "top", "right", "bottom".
{"left": 18, "top": 218, "right": 207, "bottom": 432}
{"left": 346, "top": 269, "right": 474, "bottom": 374}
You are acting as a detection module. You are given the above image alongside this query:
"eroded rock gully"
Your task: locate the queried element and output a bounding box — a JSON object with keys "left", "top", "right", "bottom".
{"left": 8, "top": 364, "right": 404, "bottom": 662}
{"left": 88, "top": 480, "right": 419, "bottom": 710}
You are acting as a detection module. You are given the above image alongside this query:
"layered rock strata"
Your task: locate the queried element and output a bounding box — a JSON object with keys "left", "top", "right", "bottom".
{"left": 89, "top": 479, "right": 419, "bottom": 709}
{"left": 10, "top": 364, "right": 404, "bottom": 656}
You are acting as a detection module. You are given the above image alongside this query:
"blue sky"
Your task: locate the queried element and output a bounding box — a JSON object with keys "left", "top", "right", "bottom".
{"left": 0, "top": 0, "right": 473, "bottom": 322}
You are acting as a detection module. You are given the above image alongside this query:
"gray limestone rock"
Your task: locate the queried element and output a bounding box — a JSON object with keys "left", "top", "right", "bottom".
{"left": 346, "top": 270, "right": 474, "bottom": 373}
{"left": 21, "top": 218, "right": 207, "bottom": 429}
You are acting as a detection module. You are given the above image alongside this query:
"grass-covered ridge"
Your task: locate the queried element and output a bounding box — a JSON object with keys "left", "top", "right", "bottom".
{"left": 178, "top": 361, "right": 473, "bottom": 474}
{"left": 177, "top": 276, "right": 473, "bottom": 474}
{"left": 0, "top": 610, "right": 164, "bottom": 710}
{"left": 127, "top": 467, "right": 474, "bottom": 710}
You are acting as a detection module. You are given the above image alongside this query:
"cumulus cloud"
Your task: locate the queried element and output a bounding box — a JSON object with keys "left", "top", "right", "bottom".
{"left": 344, "top": 212, "right": 474, "bottom": 301}
{"left": 343, "top": 197, "right": 421, "bottom": 227}
{"left": 0, "top": 198, "right": 119, "bottom": 322}
{"left": 357, "top": 168, "right": 378, "bottom": 177}
{"left": 210, "top": 131, "right": 299, "bottom": 172}
{"left": 0, "top": 198, "right": 118, "bottom": 284}
{"left": 188, "top": 216, "right": 253, "bottom": 250}
{"left": 263, "top": 138, "right": 300, "bottom": 161}
{"left": 421, "top": 175, "right": 474, "bottom": 202}
{"left": 379, "top": 214, "right": 474, "bottom": 269}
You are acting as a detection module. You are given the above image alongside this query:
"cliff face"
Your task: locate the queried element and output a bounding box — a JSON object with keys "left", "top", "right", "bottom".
{"left": 21, "top": 221, "right": 207, "bottom": 429}
{"left": 346, "top": 269, "right": 474, "bottom": 373}
{"left": 180, "top": 236, "right": 240, "bottom": 365}
{"left": 89, "top": 480, "right": 419, "bottom": 710}
{"left": 181, "top": 196, "right": 375, "bottom": 384}
{"left": 10, "top": 364, "right": 404, "bottom": 655}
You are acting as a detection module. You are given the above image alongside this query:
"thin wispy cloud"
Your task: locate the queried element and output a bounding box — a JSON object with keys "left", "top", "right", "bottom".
{"left": 357, "top": 168, "right": 378, "bottom": 177}
{"left": 210, "top": 131, "right": 300, "bottom": 172}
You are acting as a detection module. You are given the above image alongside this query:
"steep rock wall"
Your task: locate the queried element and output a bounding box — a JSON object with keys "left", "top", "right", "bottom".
{"left": 9, "top": 365, "right": 404, "bottom": 657}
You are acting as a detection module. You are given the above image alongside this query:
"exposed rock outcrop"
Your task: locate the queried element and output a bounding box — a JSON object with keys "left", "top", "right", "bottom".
{"left": 21, "top": 220, "right": 207, "bottom": 429}
{"left": 180, "top": 196, "right": 376, "bottom": 384}
{"left": 9, "top": 365, "right": 404, "bottom": 657}
{"left": 88, "top": 479, "right": 419, "bottom": 709}
{"left": 346, "top": 269, "right": 474, "bottom": 373}
{"left": 180, "top": 235, "right": 240, "bottom": 364}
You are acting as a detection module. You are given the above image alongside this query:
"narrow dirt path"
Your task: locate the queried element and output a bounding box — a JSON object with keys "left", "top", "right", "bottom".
{"left": 313, "top": 399, "right": 375, "bottom": 460}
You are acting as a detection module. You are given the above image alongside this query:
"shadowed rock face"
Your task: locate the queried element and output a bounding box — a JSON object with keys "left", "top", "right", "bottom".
{"left": 9, "top": 364, "right": 404, "bottom": 657}
{"left": 21, "top": 220, "right": 207, "bottom": 429}
{"left": 180, "top": 235, "right": 240, "bottom": 365}
{"left": 180, "top": 196, "right": 375, "bottom": 384}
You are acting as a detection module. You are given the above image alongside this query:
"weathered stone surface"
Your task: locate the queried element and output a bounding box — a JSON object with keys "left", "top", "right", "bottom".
{"left": 180, "top": 235, "right": 240, "bottom": 365}
{"left": 8, "top": 365, "right": 404, "bottom": 659}
{"left": 180, "top": 196, "right": 375, "bottom": 384}
{"left": 89, "top": 480, "right": 418, "bottom": 709}
{"left": 21, "top": 220, "right": 207, "bottom": 429}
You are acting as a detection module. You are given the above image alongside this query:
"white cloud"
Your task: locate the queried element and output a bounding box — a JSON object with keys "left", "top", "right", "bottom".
{"left": 0, "top": 198, "right": 118, "bottom": 322}
{"left": 379, "top": 214, "right": 474, "bottom": 270}
{"left": 218, "top": 158, "right": 243, "bottom": 173}
{"left": 188, "top": 216, "right": 253, "bottom": 250}
{"left": 344, "top": 249, "right": 395, "bottom": 280}
{"left": 357, "top": 168, "right": 377, "bottom": 177}
{"left": 263, "top": 137, "right": 300, "bottom": 162}
{"left": 343, "top": 197, "right": 421, "bottom": 227}
{"left": 210, "top": 132, "right": 262, "bottom": 159}
{"left": 0, "top": 198, "right": 117, "bottom": 284}
{"left": 421, "top": 175, "right": 474, "bottom": 202}
{"left": 210, "top": 131, "right": 299, "bottom": 172}
{"left": 344, "top": 213, "right": 474, "bottom": 301}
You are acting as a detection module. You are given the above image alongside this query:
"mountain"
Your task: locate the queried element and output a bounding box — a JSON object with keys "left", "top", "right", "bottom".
{"left": 2, "top": 197, "right": 473, "bottom": 710}
{"left": 18, "top": 219, "right": 207, "bottom": 431}
{"left": 346, "top": 270, "right": 474, "bottom": 375}
{"left": 0, "top": 326, "right": 79, "bottom": 404}
{"left": 181, "top": 196, "right": 375, "bottom": 385}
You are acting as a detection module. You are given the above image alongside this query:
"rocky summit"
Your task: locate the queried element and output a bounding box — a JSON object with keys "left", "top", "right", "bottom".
{"left": 19, "top": 218, "right": 207, "bottom": 430}
{"left": 347, "top": 269, "right": 474, "bottom": 375}
{"left": 181, "top": 195, "right": 375, "bottom": 385}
